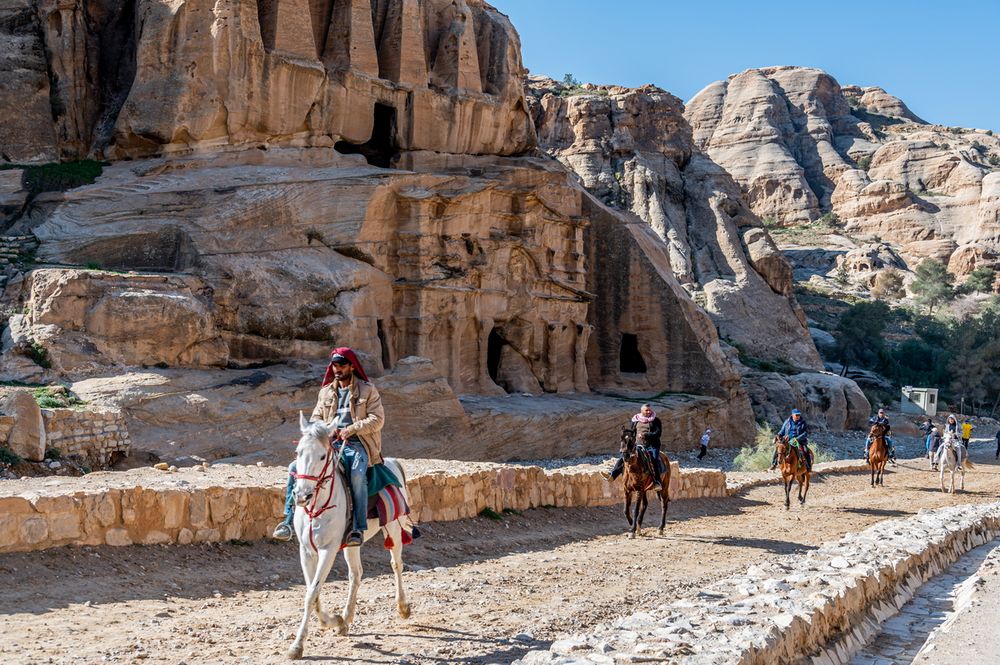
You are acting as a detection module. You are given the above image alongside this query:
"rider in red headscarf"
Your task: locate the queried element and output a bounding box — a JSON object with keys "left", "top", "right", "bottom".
{"left": 273, "top": 347, "right": 385, "bottom": 545}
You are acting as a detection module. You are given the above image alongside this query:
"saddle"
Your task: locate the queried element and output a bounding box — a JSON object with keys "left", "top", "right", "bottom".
{"left": 337, "top": 463, "right": 416, "bottom": 550}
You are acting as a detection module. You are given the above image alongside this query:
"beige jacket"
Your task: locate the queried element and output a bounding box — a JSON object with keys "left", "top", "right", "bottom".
{"left": 310, "top": 376, "right": 385, "bottom": 465}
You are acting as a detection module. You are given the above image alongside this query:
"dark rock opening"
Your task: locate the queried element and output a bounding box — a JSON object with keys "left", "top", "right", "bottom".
{"left": 619, "top": 333, "right": 647, "bottom": 374}
{"left": 334, "top": 102, "right": 398, "bottom": 168}
{"left": 487, "top": 327, "right": 507, "bottom": 388}
{"left": 257, "top": 0, "right": 279, "bottom": 51}
{"left": 377, "top": 318, "right": 392, "bottom": 370}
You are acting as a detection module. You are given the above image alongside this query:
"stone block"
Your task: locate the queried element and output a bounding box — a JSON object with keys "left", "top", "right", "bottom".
{"left": 105, "top": 528, "right": 132, "bottom": 546}
{"left": 2, "top": 391, "right": 46, "bottom": 461}
{"left": 177, "top": 528, "right": 194, "bottom": 545}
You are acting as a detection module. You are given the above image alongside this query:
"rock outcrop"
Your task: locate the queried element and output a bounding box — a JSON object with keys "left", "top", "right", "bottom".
{"left": 0, "top": 0, "right": 534, "bottom": 163}
{"left": 686, "top": 66, "right": 1000, "bottom": 281}
{"left": 526, "top": 78, "right": 823, "bottom": 371}
{"left": 0, "top": 2, "right": 767, "bottom": 459}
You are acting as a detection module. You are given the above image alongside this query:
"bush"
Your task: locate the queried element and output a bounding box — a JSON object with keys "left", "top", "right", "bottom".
{"left": 733, "top": 424, "right": 777, "bottom": 471}
{"left": 0, "top": 160, "right": 106, "bottom": 197}
{"left": 871, "top": 268, "right": 905, "bottom": 300}
{"left": 26, "top": 340, "right": 51, "bottom": 369}
{"left": 855, "top": 155, "right": 872, "bottom": 171}
{"left": 0, "top": 447, "right": 23, "bottom": 467}
{"left": 31, "top": 386, "right": 84, "bottom": 409}
{"left": 989, "top": 154, "right": 1000, "bottom": 167}
{"left": 44, "top": 447, "right": 62, "bottom": 460}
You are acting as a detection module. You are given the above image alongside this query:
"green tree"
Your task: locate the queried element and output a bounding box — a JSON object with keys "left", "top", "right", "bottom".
{"left": 833, "top": 300, "right": 891, "bottom": 375}
{"left": 963, "top": 266, "right": 996, "bottom": 293}
{"left": 871, "top": 268, "right": 905, "bottom": 300}
{"left": 561, "top": 73, "right": 580, "bottom": 87}
{"left": 910, "top": 259, "right": 954, "bottom": 313}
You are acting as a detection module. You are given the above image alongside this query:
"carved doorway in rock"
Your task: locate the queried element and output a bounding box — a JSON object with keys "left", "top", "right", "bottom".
{"left": 334, "top": 103, "right": 398, "bottom": 167}
{"left": 620, "top": 333, "right": 647, "bottom": 374}
{"left": 487, "top": 328, "right": 507, "bottom": 388}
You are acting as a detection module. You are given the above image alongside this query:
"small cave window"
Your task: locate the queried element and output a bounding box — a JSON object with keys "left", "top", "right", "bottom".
{"left": 377, "top": 319, "right": 392, "bottom": 371}
{"left": 487, "top": 328, "right": 507, "bottom": 386}
{"left": 620, "top": 333, "right": 647, "bottom": 374}
{"left": 334, "top": 103, "right": 398, "bottom": 168}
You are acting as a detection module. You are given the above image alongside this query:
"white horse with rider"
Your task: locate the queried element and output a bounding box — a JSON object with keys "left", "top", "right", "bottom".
{"left": 938, "top": 430, "right": 973, "bottom": 493}
{"left": 287, "top": 413, "right": 412, "bottom": 659}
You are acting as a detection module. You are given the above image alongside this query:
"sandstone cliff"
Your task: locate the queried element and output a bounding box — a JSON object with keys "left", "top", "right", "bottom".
{"left": 525, "top": 78, "right": 823, "bottom": 372}
{"left": 0, "top": 1, "right": 760, "bottom": 459}
{"left": 686, "top": 66, "right": 1000, "bottom": 281}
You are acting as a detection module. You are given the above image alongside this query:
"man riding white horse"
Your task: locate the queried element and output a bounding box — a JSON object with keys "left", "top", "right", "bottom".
{"left": 274, "top": 347, "right": 385, "bottom": 547}
{"left": 863, "top": 408, "right": 896, "bottom": 465}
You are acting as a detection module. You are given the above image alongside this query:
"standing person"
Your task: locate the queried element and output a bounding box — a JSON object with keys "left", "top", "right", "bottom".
{"left": 697, "top": 427, "right": 712, "bottom": 460}
{"left": 995, "top": 428, "right": 1000, "bottom": 460}
{"left": 603, "top": 404, "right": 663, "bottom": 491}
{"left": 928, "top": 426, "right": 942, "bottom": 470}
{"left": 272, "top": 347, "right": 385, "bottom": 546}
{"left": 961, "top": 420, "right": 974, "bottom": 448}
{"left": 770, "top": 409, "right": 812, "bottom": 472}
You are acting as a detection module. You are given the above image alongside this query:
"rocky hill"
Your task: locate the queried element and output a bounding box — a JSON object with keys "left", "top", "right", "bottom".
{"left": 686, "top": 66, "right": 1000, "bottom": 286}
{"left": 525, "top": 77, "right": 869, "bottom": 430}
{"left": 1, "top": 0, "right": 783, "bottom": 462}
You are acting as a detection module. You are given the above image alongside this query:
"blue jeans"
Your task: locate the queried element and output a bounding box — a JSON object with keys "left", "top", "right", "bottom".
{"left": 340, "top": 442, "right": 370, "bottom": 534}
{"left": 282, "top": 443, "right": 369, "bottom": 533}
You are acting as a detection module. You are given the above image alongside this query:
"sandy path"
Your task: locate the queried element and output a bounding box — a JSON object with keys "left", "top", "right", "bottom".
{"left": 3, "top": 447, "right": 1000, "bottom": 665}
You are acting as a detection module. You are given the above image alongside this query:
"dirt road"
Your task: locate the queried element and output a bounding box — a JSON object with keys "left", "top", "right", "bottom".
{"left": 3, "top": 448, "right": 999, "bottom": 665}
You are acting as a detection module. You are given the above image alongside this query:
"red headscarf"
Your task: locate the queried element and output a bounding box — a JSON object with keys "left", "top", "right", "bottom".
{"left": 321, "top": 347, "right": 369, "bottom": 387}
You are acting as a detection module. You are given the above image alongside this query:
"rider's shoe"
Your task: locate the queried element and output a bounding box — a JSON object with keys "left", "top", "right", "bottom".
{"left": 271, "top": 522, "right": 293, "bottom": 542}
{"left": 650, "top": 481, "right": 663, "bottom": 491}
{"left": 345, "top": 530, "right": 363, "bottom": 547}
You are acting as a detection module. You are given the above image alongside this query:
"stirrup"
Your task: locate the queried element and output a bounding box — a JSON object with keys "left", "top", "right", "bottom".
{"left": 345, "top": 530, "right": 363, "bottom": 547}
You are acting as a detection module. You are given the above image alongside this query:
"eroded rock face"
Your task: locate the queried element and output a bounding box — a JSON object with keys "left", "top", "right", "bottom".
{"left": 7, "top": 269, "right": 228, "bottom": 372}
{"left": 527, "top": 78, "right": 822, "bottom": 370}
{"left": 5, "top": 0, "right": 534, "bottom": 162}
{"left": 686, "top": 66, "right": 1000, "bottom": 281}
{"left": 743, "top": 371, "right": 870, "bottom": 431}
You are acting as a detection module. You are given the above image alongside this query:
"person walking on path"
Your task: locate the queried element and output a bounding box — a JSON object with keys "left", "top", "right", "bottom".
{"left": 995, "top": 429, "right": 999, "bottom": 460}
{"left": 697, "top": 427, "right": 712, "bottom": 460}
{"left": 962, "top": 420, "right": 974, "bottom": 447}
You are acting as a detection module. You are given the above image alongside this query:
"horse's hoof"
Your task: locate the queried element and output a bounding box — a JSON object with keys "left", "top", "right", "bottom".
{"left": 398, "top": 602, "right": 411, "bottom": 620}
{"left": 658, "top": 528, "right": 665, "bottom": 536}
{"left": 627, "top": 532, "right": 635, "bottom": 540}
{"left": 287, "top": 644, "right": 304, "bottom": 660}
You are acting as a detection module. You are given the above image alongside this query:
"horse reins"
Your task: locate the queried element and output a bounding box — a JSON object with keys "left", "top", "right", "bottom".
{"left": 292, "top": 437, "right": 346, "bottom": 553}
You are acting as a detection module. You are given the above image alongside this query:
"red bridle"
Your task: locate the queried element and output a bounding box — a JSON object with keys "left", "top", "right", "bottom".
{"left": 292, "top": 437, "right": 345, "bottom": 552}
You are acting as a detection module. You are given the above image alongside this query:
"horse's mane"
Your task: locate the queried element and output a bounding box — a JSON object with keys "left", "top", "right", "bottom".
{"left": 298, "top": 421, "right": 332, "bottom": 450}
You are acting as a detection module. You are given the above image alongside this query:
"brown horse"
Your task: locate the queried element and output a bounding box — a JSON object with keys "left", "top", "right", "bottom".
{"left": 868, "top": 422, "right": 889, "bottom": 487}
{"left": 774, "top": 435, "right": 810, "bottom": 509}
{"left": 619, "top": 426, "right": 670, "bottom": 538}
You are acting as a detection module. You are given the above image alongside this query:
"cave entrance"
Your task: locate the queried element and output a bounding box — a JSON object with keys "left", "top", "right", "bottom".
{"left": 619, "top": 333, "right": 647, "bottom": 374}
{"left": 377, "top": 319, "right": 392, "bottom": 371}
{"left": 487, "top": 328, "right": 508, "bottom": 388}
{"left": 334, "top": 103, "right": 398, "bottom": 168}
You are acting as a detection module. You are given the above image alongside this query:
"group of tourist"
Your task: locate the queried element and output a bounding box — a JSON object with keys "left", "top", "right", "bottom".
{"left": 269, "top": 347, "right": 1000, "bottom": 545}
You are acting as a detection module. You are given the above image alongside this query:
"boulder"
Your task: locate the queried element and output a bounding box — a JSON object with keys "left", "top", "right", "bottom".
{"left": 1, "top": 391, "right": 46, "bottom": 461}
{"left": 744, "top": 371, "right": 870, "bottom": 431}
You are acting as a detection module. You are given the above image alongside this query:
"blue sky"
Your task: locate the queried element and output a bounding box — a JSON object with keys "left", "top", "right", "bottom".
{"left": 500, "top": 0, "right": 999, "bottom": 130}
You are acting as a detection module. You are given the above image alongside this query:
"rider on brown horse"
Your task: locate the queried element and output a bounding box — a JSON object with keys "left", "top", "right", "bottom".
{"left": 604, "top": 404, "right": 664, "bottom": 491}
{"left": 770, "top": 408, "right": 813, "bottom": 472}
{"left": 863, "top": 408, "right": 896, "bottom": 465}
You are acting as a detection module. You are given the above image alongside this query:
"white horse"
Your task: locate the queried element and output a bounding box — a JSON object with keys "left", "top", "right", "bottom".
{"left": 938, "top": 431, "right": 973, "bottom": 493}
{"left": 287, "top": 413, "right": 411, "bottom": 660}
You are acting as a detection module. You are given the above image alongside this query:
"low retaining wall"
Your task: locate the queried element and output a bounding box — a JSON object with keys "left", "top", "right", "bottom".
{"left": 0, "top": 461, "right": 726, "bottom": 554}
{"left": 516, "top": 501, "right": 1000, "bottom": 665}
{"left": 42, "top": 408, "right": 131, "bottom": 467}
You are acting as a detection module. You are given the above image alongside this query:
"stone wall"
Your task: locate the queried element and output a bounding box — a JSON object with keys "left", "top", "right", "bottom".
{"left": 516, "top": 501, "right": 1000, "bottom": 664}
{"left": 41, "top": 408, "right": 130, "bottom": 467}
{"left": 0, "top": 461, "right": 726, "bottom": 554}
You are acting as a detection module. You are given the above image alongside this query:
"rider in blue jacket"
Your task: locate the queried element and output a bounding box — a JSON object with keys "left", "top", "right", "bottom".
{"left": 770, "top": 409, "right": 813, "bottom": 472}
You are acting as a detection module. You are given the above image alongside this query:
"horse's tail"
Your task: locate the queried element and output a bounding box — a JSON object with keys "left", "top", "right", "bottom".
{"left": 964, "top": 458, "right": 975, "bottom": 470}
